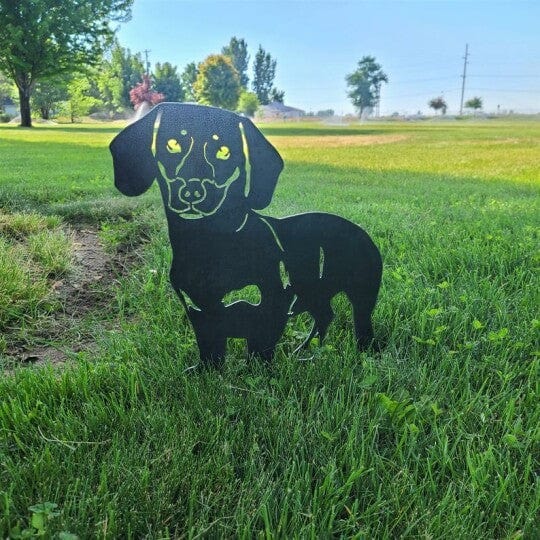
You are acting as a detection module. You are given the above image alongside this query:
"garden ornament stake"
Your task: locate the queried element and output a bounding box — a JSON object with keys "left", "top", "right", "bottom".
{"left": 110, "top": 103, "right": 382, "bottom": 365}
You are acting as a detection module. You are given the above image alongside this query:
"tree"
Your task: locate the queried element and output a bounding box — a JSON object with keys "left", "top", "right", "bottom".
{"left": 346, "top": 56, "right": 388, "bottom": 117}
{"left": 237, "top": 91, "right": 259, "bottom": 117}
{"left": 181, "top": 62, "right": 199, "bottom": 102}
{"left": 66, "top": 76, "right": 102, "bottom": 122}
{"left": 31, "top": 77, "right": 69, "bottom": 120}
{"left": 153, "top": 62, "right": 184, "bottom": 102}
{"left": 270, "top": 88, "right": 285, "bottom": 103}
{"left": 129, "top": 74, "right": 164, "bottom": 110}
{"left": 96, "top": 65, "right": 123, "bottom": 114}
{"left": 0, "top": 0, "right": 133, "bottom": 127}
{"left": 428, "top": 96, "right": 448, "bottom": 115}
{"left": 98, "top": 41, "right": 144, "bottom": 112}
{"left": 252, "top": 46, "right": 277, "bottom": 105}
{"left": 193, "top": 54, "right": 241, "bottom": 110}
{"left": 222, "top": 37, "right": 249, "bottom": 89}
{"left": 465, "top": 96, "right": 482, "bottom": 113}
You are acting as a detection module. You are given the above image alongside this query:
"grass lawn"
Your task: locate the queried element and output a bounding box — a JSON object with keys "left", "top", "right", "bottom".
{"left": 0, "top": 118, "right": 538, "bottom": 538}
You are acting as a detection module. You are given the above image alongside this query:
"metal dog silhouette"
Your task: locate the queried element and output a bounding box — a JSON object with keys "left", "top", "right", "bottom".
{"left": 110, "top": 103, "right": 382, "bottom": 365}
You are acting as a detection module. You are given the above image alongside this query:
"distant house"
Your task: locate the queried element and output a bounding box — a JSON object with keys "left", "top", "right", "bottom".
{"left": 258, "top": 102, "right": 305, "bottom": 120}
{"left": 1, "top": 98, "right": 18, "bottom": 118}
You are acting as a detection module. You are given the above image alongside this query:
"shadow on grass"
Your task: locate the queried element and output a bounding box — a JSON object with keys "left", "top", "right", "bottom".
{"left": 1, "top": 155, "right": 535, "bottom": 223}
{"left": 273, "top": 160, "right": 538, "bottom": 196}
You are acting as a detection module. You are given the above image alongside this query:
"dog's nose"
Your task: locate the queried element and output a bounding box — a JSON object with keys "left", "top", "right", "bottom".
{"left": 179, "top": 179, "right": 206, "bottom": 205}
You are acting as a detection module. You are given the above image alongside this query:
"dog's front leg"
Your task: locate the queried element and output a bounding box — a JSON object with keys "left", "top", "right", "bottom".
{"left": 187, "top": 307, "right": 227, "bottom": 367}
{"left": 174, "top": 288, "right": 227, "bottom": 367}
{"left": 246, "top": 286, "right": 293, "bottom": 362}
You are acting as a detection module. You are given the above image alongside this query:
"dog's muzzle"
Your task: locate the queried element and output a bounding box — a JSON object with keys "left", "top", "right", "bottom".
{"left": 162, "top": 167, "right": 241, "bottom": 219}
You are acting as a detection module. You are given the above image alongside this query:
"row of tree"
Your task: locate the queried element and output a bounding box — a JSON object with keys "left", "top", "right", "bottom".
{"left": 0, "top": 0, "right": 282, "bottom": 126}
{"left": 0, "top": 36, "right": 282, "bottom": 124}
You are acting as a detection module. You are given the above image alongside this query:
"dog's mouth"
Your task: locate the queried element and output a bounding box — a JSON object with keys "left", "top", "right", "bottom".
{"left": 158, "top": 165, "right": 241, "bottom": 219}
{"left": 180, "top": 205, "right": 202, "bottom": 219}
{"left": 178, "top": 201, "right": 213, "bottom": 220}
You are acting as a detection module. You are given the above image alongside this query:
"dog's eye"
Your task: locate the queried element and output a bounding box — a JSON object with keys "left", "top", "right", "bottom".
{"left": 166, "top": 139, "right": 182, "bottom": 153}
{"left": 216, "top": 146, "right": 230, "bottom": 160}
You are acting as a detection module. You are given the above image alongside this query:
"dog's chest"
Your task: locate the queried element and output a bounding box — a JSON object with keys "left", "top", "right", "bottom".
{"left": 169, "top": 221, "right": 281, "bottom": 302}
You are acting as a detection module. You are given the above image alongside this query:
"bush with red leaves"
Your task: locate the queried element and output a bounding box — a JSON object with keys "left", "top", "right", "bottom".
{"left": 129, "top": 74, "right": 165, "bottom": 109}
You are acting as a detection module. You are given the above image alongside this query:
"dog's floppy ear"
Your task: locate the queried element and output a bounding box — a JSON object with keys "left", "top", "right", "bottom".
{"left": 239, "top": 117, "right": 283, "bottom": 210}
{"left": 109, "top": 106, "right": 161, "bottom": 196}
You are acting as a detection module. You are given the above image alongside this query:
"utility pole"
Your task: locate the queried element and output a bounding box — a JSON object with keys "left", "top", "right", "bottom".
{"left": 143, "top": 49, "right": 151, "bottom": 76}
{"left": 459, "top": 43, "right": 469, "bottom": 115}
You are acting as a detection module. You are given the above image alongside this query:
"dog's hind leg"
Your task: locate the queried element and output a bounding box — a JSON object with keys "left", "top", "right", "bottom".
{"left": 351, "top": 300, "right": 375, "bottom": 351}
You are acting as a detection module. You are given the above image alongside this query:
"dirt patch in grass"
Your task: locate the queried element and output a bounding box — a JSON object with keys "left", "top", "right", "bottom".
{"left": 17, "top": 344, "right": 92, "bottom": 366}
{"left": 4, "top": 226, "right": 136, "bottom": 367}
{"left": 269, "top": 133, "right": 409, "bottom": 149}
{"left": 54, "top": 228, "right": 113, "bottom": 316}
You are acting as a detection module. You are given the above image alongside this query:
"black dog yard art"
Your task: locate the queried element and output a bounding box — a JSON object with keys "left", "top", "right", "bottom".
{"left": 110, "top": 103, "right": 382, "bottom": 365}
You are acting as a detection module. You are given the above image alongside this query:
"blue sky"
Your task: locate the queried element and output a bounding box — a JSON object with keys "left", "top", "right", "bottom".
{"left": 117, "top": 0, "right": 540, "bottom": 115}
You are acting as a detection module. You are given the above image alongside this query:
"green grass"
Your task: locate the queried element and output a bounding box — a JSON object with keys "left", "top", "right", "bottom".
{"left": 0, "top": 212, "right": 71, "bottom": 334}
{"left": 0, "top": 119, "right": 539, "bottom": 538}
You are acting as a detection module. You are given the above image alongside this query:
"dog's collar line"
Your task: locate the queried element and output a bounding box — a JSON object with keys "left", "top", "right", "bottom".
{"left": 151, "top": 110, "right": 162, "bottom": 157}
{"left": 239, "top": 122, "right": 251, "bottom": 198}
{"left": 260, "top": 217, "right": 284, "bottom": 252}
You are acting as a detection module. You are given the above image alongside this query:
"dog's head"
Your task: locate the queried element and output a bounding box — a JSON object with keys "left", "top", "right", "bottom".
{"left": 110, "top": 103, "right": 283, "bottom": 219}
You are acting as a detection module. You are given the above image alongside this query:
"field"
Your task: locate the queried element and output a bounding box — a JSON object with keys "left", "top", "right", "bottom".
{"left": 0, "top": 118, "right": 538, "bottom": 538}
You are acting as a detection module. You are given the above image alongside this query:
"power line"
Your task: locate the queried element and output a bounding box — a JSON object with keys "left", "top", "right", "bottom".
{"left": 469, "top": 74, "right": 540, "bottom": 79}
{"left": 384, "top": 89, "right": 462, "bottom": 99}
{"left": 459, "top": 44, "right": 469, "bottom": 115}
{"left": 285, "top": 73, "right": 539, "bottom": 92}
{"left": 467, "top": 87, "right": 540, "bottom": 94}
{"left": 390, "top": 76, "right": 457, "bottom": 85}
